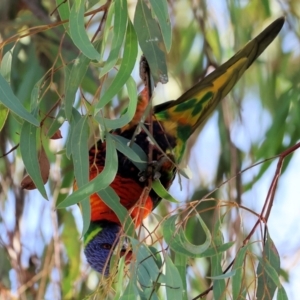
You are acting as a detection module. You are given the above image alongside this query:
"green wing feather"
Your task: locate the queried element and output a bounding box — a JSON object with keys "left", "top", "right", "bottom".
{"left": 83, "top": 221, "right": 104, "bottom": 246}
{"left": 154, "top": 17, "right": 284, "bottom": 162}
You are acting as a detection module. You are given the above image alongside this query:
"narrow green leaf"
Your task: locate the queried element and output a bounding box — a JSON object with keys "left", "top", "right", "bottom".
{"left": 61, "top": 210, "right": 81, "bottom": 297}
{"left": 15, "top": 49, "right": 42, "bottom": 106}
{"left": 66, "top": 108, "right": 82, "bottom": 158}
{"left": 232, "top": 244, "right": 250, "bottom": 300}
{"left": 180, "top": 213, "right": 211, "bottom": 254}
{"left": 99, "top": 2, "right": 115, "bottom": 59}
{"left": 139, "top": 289, "right": 159, "bottom": 300}
{"left": 102, "top": 77, "right": 138, "bottom": 129}
{"left": 136, "top": 244, "right": 161, "bottom": 283}
{"left": 110, "top": 132, "right": 148, "bottom": 180}
{"left": 200, "top": 242, "right": 234, "bottom": 257}
{"left": 149, "top": 246, "right": 163, "bottom": 271}
{"left": 20, "top": 123, "right": 48, "bottom": 199}
{"left": 46, "top": 108, "right": 65, "bottom": 138}
{"left": 57, "top": 132, "right": 118, "bottom": 208}
{"left": 0, "top": 248, "right": 12, "bottom": 285}
{"left": 138, "top": 263, "right": 152, "bottom": 287}
{"left": 256, "top": 256, "right": 281, "bottom": 287}
{"left": 152, "top": 180, "right": 179, "bottom": 203}
{"left": 0, "top": 104, "right": 9, "bottom": 131}
{"left": 99, "top": 0, "right": 128, "bottom": 78}
{"left": 149, "top": 0, "right": 172, "bottom": 52}
{"left": 110, "top": 133, "right": 147, "bottom": 158}
{"left": 174, "top": 253, "right": 188, "bottom": 300}
{"left": 209, "top": 270, "right": 236, "bottom": 280}
{"left": 69, "top": 1, "right": 101, "bottom": 60}
{"left": 113, "top": 255, "right": 126, "bottom": 300}
{"left": 129, "top": 238, "right": 161, "bottom": 298}
{"left": 165, "top": 255, "right": 183, "bottom": 300}
{"left": 211, "top": 216, "right": 226, "bottom": 300}
{"left": 97, "top": 186, "right": 135, "bottom": 236}
{"left": 277, "top": 286, "right": 288, "bottom": 300}
{"left": 55, "top": 0, "right": 70, "bottom": 21}
{"left": 256, "top": 231, "right": 281, "bottom": 300}
{"left": 30, "top": 76, "right": 43, "bottom": 110}
{"left": 110, "top": 134, "right": 147, "bottom": 164}
{"left": 95, "top": 20, "right": 138, "bottom": 111}
{"left": 71, "top": 115, "right": 90, "bottom": 235}
{"left": 55, "top": 0, "right": 70, "bottom": 31}
{"left": 162, "top": 214, "right": 211, "bottom": 257}
{"left": 261, "top": 0, "right": 271, "bottom": 16}
{"left": 64, "top": 54, "right": 90, "bottom": 121}
{"left": 211, "top": 255, "right": 226, "bottom": 300}
{"left": 0, "top": 50, "right": 12, "bottom": 131}
{"left": 0, "top": 74, "right": 39, "bottom": 126}
{"left": 71, "top": 116, "right": 89, "bottom": 186}
{"left": 120, "top": 279, "right": 139, "bottom": 300}
{"left": 134, "top": 0, "right": 168, "bottom": 84}
{"left": 0, "top": 49, "right": 12, "bottom": 81}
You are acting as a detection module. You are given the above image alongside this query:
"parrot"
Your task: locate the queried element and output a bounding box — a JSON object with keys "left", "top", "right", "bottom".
{"left": 78, "top": 17, "right": 284, "bottom": 275}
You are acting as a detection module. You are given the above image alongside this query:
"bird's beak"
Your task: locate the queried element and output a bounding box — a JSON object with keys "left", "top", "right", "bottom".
{"left": 120, "top": 237, "right": 132, "bottom": 264}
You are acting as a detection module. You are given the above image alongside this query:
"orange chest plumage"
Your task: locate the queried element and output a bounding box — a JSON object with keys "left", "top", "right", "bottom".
{"left": 87, "top": 166, "right": 153, "bottom": 226}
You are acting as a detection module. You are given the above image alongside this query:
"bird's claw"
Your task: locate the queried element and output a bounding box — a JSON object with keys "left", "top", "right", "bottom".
{"left": 138, "top": 158, "right": 168, "bottom": 182}
{"left": 138, "top": 173, "right": 147, "bottom": 182}
{"left": 139, "top": 161, "right": 158, "bottom": 182}
{"left": 153, "top": 171, "right": 161, "bottom": 181}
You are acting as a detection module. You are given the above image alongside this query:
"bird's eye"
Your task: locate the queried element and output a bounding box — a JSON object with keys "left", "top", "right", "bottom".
{"left": 101, "top": 243, "right": 112, "bottom": 250}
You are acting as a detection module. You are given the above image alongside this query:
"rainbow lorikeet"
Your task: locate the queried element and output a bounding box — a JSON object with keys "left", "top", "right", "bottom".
{"left": 79, "top": 17, "right": 284, "bottom": 275}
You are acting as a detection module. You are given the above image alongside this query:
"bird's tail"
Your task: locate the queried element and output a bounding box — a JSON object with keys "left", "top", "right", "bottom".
{"left": 154, "top": 17, "right": 285, "bottom": 162}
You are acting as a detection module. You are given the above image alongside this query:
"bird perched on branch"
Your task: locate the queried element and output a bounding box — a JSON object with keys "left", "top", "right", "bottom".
{"left": 77, "top": 17, "right": 285, "bottom": 275}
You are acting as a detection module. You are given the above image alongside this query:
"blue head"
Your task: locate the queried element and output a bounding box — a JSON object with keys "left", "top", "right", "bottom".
{"left": 84, "top": 222, "right": 121, "bottom": 275}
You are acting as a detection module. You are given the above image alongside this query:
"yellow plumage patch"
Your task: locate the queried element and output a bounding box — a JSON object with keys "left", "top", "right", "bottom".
{"left": 154, "top": 17, "right": 285, "bottom": 164}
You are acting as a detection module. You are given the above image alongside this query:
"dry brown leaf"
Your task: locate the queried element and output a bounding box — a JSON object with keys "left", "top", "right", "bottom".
{"left": 50, "top": 129, "right": 62, "bottom": 140}
{"left": 21, "top": 146, "right": 50, "bottom": 190}
{"left": 21, "top": 174, "right": 36, "bottom": 190}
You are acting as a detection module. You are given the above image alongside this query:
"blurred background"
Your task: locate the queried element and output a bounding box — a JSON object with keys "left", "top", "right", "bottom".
{"left": 0, "top": 0, "right": 299, "bottom": 299}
